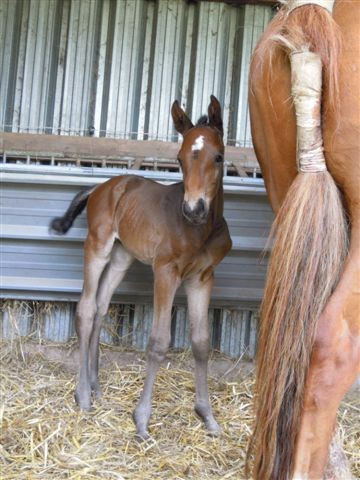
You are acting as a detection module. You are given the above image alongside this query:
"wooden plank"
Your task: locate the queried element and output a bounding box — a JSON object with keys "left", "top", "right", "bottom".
{"left": 0, "top": 132, "right": 259, "bottom": 169}
{"left": 212, "top": 0, "right": 277, "bottom": 5}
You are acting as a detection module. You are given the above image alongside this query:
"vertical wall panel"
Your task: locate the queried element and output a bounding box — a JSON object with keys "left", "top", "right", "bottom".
{"left": 234, "top": 5, "right": 272, "bottom": 147}
{"left": 20, "top": 0, "right": 57, "bottom": 132}
{"left": 106, "top": 1, "right": 148, "bottom": 138}
{"left": 137, "top": 1, "right": 156, "bottom": 140}
{"left": 146, "top": 0, "right": 188, "bottom": 141}
{"left": 60, "top": 0, "right": 100, "bottom": 135}
{"left": 0, "top": 0, "right": 12, "bottom": 129}
{"left": 0, "top": 0, "right": 23, "bottom": 131}
{"left": 0, "top": 0, "right": 272, "bottom": 146}
{"left": 52, "top": 0, "right": 71, "bottom": 134}
{"left": 93, "top": 0, "right": 110, "bottom": 136}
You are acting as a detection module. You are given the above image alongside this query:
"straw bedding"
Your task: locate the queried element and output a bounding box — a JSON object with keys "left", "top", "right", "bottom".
{"left": 1, "top": 338, "right": 359, "bottom": 479}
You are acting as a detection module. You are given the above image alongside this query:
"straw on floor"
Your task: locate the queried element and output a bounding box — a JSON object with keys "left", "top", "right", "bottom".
{"left": 0, "top": 338, "right": 359, "bottom": 479}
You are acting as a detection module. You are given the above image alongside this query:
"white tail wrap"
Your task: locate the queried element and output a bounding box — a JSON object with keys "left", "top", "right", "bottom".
{"left": 290, "top": 51, "right": 327, "bottom": 173}
{"left": 286, "top": 0, "right": 335, "bottom": 14}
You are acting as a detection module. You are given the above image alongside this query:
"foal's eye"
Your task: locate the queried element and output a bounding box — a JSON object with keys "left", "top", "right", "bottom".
{"left": 214, "top": 154, "right": 223, "bottom": 163}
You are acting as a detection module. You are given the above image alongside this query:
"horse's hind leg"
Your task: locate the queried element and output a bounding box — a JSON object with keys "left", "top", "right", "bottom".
{"left": 133, "top": 262, "right": 181, "bottom": 439}
{"left": 293, "top": 230, "right": 360, "bottom": 478}
{"left": 185, "top": 272, "right": 221, "bottom": 434}
{"left": 75, "top": 233, "right": 115, "bottom": 410}
{"left": 88, "top": 242, "right": 133, "bottom": 398}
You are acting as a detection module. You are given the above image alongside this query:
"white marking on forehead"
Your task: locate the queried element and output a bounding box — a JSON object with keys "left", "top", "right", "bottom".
{"left": 191, "top": 135, "right": 204, "bottom": 152}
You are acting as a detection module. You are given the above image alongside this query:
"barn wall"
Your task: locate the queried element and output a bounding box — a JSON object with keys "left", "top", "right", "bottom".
{"left": 0, "top": 0, "right": 274, "bottom": 358}
{"left": 0, "top": 0, "right": 272, "bottom": 146}
{"left": 1, "top": 164, "right": 273, "bottom": 358}
{"left": 1, "top": 165, "right": 272, "bottom": 306}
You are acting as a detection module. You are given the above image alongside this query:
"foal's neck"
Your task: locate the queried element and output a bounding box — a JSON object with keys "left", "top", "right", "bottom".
{"left": 211, "top": 182, "right": 224, "bottom": 223}
{"left": 209, "top": 183, "right": 224, "bottom": 226}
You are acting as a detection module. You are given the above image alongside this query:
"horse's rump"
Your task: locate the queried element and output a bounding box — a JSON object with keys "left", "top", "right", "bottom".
{"left": 253, "top": 2, "right": 341, "bottom": 109}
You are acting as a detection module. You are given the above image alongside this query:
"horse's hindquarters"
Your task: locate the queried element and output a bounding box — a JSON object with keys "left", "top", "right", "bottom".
{"left": 323, "top": 1, "right": 360, "bottom": 216}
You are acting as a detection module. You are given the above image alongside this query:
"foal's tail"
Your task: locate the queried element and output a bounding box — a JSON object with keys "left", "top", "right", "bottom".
{"left": 248, "top": 4, "right": 348, "bottom": 480}
{"left": 50, "top": 186, "right": 95, "bottom": 235}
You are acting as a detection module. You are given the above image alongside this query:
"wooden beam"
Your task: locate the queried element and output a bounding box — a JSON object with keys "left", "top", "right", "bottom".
{"left": 208, "top": 0, "right": 277, "bottom": 6}
{"left": 0, "top": 132, "right": 259, "bottom": 172}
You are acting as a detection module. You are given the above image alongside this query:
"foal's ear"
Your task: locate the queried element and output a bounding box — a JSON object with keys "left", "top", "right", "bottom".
{"left": 208, "top": 95, "right": 223, "bottom": 137}
{"left": 171, "top": 100, "right": 194, "bottom": 136}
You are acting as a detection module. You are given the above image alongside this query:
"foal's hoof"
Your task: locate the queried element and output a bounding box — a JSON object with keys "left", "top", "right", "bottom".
{"left": 205, "top": 421, "right": 222, "bottom": 437}
{"left": 74, "top": 392, "right": 92, "bottom": 411}
{"left": 132, "top": 409, "right": 151, "bottom": 442}
{"left": 134, "top": 430, "right": 151, "bottom": 443}
{"left": 91, "top": 385, "right": 102, "bottom": 400}
{"left": 195, "top": 405, "right": 222, "bottom": 436}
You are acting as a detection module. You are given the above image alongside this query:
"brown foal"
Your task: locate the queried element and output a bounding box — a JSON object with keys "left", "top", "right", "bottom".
{"left": 51, "top": 95, "right": 232, "bottom": 439}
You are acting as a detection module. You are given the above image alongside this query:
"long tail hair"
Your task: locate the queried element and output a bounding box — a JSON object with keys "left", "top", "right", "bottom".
{"left": 247, "top": 4, "right": 348, "bottom": 480}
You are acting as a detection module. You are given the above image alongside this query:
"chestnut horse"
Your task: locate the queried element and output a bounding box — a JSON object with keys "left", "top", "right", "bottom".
{"left": 248, "top": 1, "right": 359, "bottom": 479}
{"left": 51, "top": 96, "right": 232, "bottom": 439}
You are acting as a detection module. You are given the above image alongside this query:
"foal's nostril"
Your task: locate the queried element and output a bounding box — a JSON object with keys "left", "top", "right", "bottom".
{"left": 183, "top": 201, "right": 192, "bottom": 217}
{"left": 197, "top": 198, "right": 206, "bottom": 214}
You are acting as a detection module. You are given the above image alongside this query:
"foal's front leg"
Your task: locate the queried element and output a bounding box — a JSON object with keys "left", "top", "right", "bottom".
{"left": 185, "top": 272, "right": 221, "bottom": 434}
{"left": 133, "top": 262, "right": 181, "bottom": 439}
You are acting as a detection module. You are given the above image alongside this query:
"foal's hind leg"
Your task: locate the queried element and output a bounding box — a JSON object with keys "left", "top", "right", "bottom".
{"left": 133, "top": 262, "right": 181, "bottom": 439}
{"left": 88, "top": 243, "right": 134, "bottom": 398}
{"left": 185, "top": 272, "right": 221, "bottom": 434}
{"left": 75, "top": 233, "right": 115, "bottom": 410}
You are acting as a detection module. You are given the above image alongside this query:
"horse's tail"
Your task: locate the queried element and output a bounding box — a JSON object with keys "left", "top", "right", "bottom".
{"left": 50, "top": 186, "right": 95, "bottom": 235}
{"left": 247, "top": 3, "right": 348, "bottom": 480}
{"left": 253, "top": 1, "right": 341, "bottom": 110}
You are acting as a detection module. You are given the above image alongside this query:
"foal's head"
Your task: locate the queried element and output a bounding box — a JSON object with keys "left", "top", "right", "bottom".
{"left": 171, "top": 95, "right": 224, "bottom": 225}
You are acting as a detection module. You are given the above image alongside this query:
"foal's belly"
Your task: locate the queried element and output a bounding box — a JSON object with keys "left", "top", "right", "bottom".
{"left": 116, "top": 229, "right": 159, "bottom": 266}
{"left": 116, "top": 216, "right": 209, "bottom": 271}
{"left": 115, "top": 210, "right": 164, "bottom": 265}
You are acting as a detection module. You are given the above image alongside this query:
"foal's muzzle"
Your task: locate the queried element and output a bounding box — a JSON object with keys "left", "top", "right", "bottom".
{"left": 182, "top": 198, "right": 208, "bottom": 225}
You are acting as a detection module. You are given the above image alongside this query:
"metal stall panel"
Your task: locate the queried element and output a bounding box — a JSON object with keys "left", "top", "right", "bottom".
{"left": 0, "top": 0, "right": 17, "bottom": 131}
{"left": 59, "top": 0, "right": 102, "bottom": 135}
{"left": 1, "top": 166, "right": 272, "bottom": 307}
{"left": 232, "top": 5, "right": 272, "bottom": 147}
{"left": 0, "top": 0, "right": 272, "bottom": 146}
{"left": 1, "top": 166, "right": 273, "bottom": 357}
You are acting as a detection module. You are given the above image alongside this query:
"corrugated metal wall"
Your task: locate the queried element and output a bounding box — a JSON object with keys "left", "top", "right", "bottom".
{"left": 0, "top": 0, "right": 274, "bottom": 357}
{"left": 1, "top": 165, "right": 273, "bottom": 357}
{"left": 0, "top": 0, "right": 272, "bottom": 146}
{"left": 1, "top": 165, "right": 272, "bottom": 305}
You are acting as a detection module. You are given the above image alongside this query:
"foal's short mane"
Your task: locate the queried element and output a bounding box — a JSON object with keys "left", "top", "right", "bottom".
{"left": 195, "top": 115, "right": 209, "bottom": 127}
{"left": 195, "top": 114, "right": 224, "bottom": 137}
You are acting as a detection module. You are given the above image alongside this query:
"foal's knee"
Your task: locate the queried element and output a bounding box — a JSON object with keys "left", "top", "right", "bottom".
{"left": 192, "top": 335, "right": 210, "bottom": 362}
{"left": 75, "top": 298, "right": 97, "bottom": 337}
{"left": 147, "top": 333, "right": 170, "bottom": 363}
{"left": 96, "top": 300, "right": 109, "bottom": 320}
